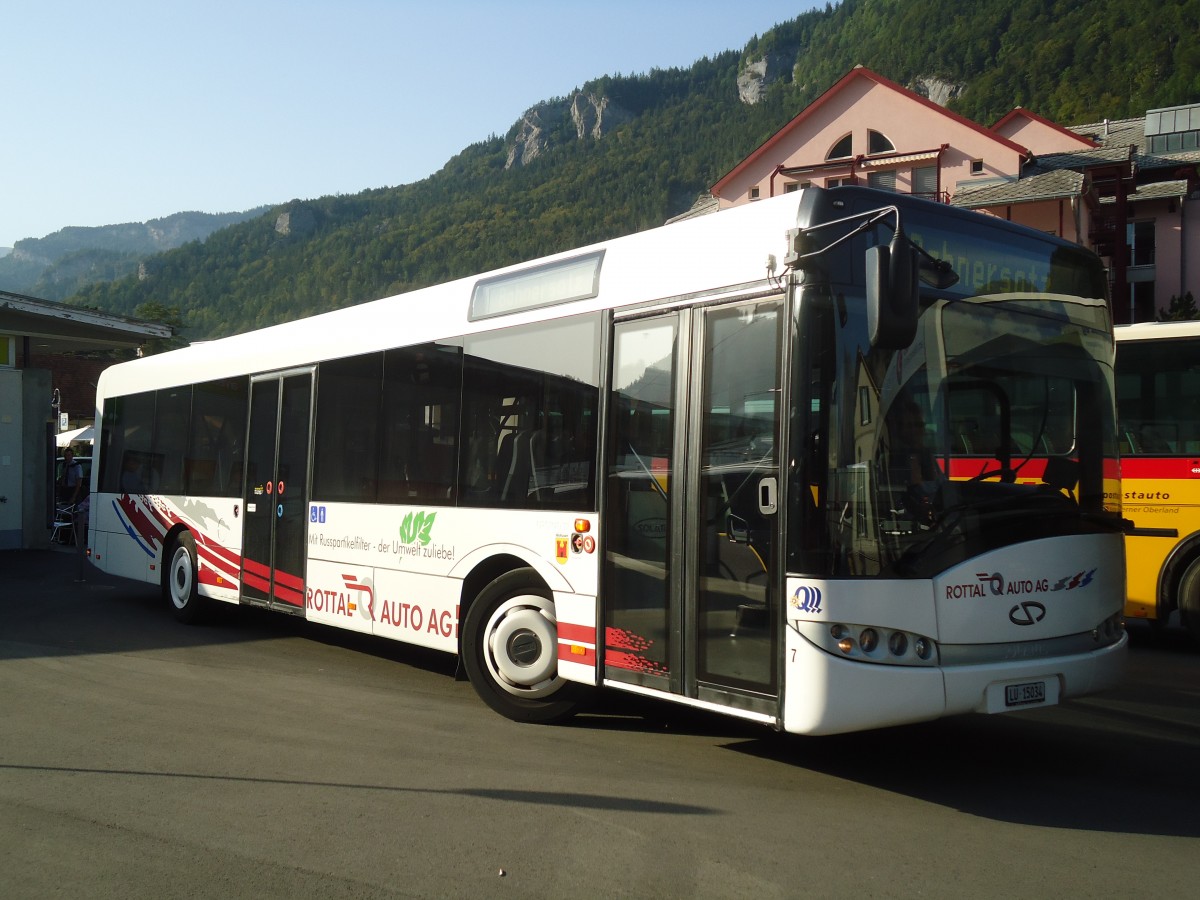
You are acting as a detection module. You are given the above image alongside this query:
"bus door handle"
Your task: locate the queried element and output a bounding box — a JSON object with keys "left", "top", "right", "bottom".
{"left": 758, "top": 477, "right": 778, "bottom": 515}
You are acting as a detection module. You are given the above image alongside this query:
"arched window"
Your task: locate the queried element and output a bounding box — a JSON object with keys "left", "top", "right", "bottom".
{"left": 825, "top": 133, "right": 853, "bottom": 160}
{"left": 868, "top": 130, "right": 895, "bottom": 155}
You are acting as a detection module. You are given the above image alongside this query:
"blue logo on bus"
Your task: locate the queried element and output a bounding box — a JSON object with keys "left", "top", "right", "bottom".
{"left": 311, "top": 505, "right": 327, "bottom": 524}
{"left": 791, "top": 584, "right": 823, "bottom": 614}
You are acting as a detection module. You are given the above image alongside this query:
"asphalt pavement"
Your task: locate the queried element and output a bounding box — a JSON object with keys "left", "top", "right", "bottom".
{"left": 3, "top": 547, "right": 1199, "bottom": 899}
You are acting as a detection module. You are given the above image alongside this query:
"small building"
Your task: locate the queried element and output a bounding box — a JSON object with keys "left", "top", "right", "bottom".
{"left": 0, "top": 290, "right": 172, "bottom": 549}
{"left": 709, "top": 65, "right": 1200, "bottom": 324}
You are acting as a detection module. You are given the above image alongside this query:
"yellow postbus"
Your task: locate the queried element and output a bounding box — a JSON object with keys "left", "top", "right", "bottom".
{"left": 1115, "top": 320, "right": 1200, "bottom": 641}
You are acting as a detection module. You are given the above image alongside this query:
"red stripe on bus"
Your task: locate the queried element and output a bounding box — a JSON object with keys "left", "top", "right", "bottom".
{"left": 274, "top": 568, "right": 305, "bottom": 591}
{"left": 557, "top": 622, "right": 596, "bottom": 644}
{"left": 945, "top": 458, "right": 1049, "bottom": 480}
{"left": 1120, "top": 457, "right": 1200, "bottom": 479}
{"left": 195, "top": 533, "right": 242, "bottom": 568}
{"left": 604, "top": 649, "right": 669, "bottom": 676}
{"left": 243, "top": 557, "right": 271, "bottom": 578}
{"left": 241, "top": 571, "right": 271, "bottom": 593}
{"left": 196, "top": 543, "right": 240, "bottom": 580}
{"left": 273, "top": 580, "right": 305, "bottom": 607}
{"left": 117, "top": 495, "right": 167, "bottom": 549}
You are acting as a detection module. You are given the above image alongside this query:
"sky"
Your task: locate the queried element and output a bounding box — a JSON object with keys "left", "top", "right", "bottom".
{"left": 0, "top": 1, "right": 811, "bottom": 249}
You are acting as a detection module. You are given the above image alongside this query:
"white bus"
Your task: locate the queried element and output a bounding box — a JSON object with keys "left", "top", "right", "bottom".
{"left": 89, "top": 186, "right": 1127, "bottom": 735}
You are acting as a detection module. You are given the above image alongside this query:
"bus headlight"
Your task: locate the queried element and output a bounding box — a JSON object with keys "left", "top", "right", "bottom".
{"left": 914, "top": 636, "right": 933, "bottom": 660}
{"left": 1092, "top": 612, "right": 1124, "bottom": 646}
{"left": 800, "top": 621, "right": 939, "bottom": 666}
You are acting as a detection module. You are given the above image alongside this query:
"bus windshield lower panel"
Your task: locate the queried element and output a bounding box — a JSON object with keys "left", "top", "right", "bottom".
{"left": 791, "top": 291, "right": 1122, "bottom": 580}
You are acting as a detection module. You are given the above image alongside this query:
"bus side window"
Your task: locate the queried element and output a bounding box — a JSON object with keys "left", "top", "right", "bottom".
{"left": 461, "top": 314, "right": 601, "bottom": 511}
{"left": 381, "top": 342, "right": 462, "bottom": 505}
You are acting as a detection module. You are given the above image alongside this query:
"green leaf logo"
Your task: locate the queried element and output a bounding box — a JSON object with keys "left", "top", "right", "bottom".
{"left": 399, "top": 511, "right": 436, "bottom": 546}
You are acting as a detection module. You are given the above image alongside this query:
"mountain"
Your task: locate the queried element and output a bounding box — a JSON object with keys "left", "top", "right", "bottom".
{"left": 0, "top": 209, "right": 269, "bottom": 300}
{"left": 62, "top": 0, "right": 1200, "bottom": 341}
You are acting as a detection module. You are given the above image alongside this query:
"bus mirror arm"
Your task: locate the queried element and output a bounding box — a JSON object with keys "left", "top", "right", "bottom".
{"left": 912, "top": 240, "right": 960, "bottom": 290}
{"left": 784, "top": 204, "right": 933, "bottom": 350}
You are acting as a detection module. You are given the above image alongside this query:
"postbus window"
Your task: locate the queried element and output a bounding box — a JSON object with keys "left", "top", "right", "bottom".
{"left": 460, "top": 313, "right": 600, "bottom": 510}
{"left": 313, "top": 353, "right": 383, "bottom": 503}
{"left": 380, "top": 342, "right": 463, "bottom": 505}
{"left": 1117, "top": 339, "right": 1200, "bottom": 454}
{"left": 187, "top": 377, "right": 247, "bottom": 497}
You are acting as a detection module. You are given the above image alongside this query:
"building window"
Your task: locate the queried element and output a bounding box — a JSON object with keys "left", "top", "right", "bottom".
{"left": 1125, "top": 281, "right": 1157, "bottom": 324}
{"left": 749, "top": 186, "right": 761, "bottom": 200}
{"left": 970, "top": 159, "right": 985, "bottom": 175}
{"left": 1128, "top": 220, "right": 1156, "bottom": 267}
{"left": 1146, "top": 104, "right": 1200, "bottom": 153}
{"left": 867, "top": 170, "right": 896, "bottom": 192}
{"left": 1150, "top": 131, "right": 1199, "bottom": 153}
{"left": 868, "top": 130, "right": 895, "bottom": 155}
{"left": 826, "top": 133, "right": 853, "bottom": 160}
{"left": 784, "top": 182, "right": 800, "bottom": 193}
{"left": 913, "top": 166, "right": 938, "bottom": 198}
{"left": 827, "top": 177, "right": 851, "bottom": 188}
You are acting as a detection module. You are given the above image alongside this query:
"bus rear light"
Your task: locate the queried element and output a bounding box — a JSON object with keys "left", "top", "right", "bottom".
{"left": 859, "top": 628, "right": 879, "bottom": 653}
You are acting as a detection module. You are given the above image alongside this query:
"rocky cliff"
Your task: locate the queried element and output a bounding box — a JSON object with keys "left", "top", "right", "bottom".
{"left": 506, "top": 90, "right": 632, "bottom": 169}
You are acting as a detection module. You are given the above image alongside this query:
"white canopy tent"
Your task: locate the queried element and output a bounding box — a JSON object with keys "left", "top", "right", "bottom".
{"left": 56, "top": 425, "right": 95, "bottom": 448}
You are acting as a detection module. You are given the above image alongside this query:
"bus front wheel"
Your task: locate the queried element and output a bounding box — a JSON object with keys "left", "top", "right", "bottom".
{"left": 461, "top": 568, "right": 580, "bottom": 724}
{"left": 165, "top": 531, "right": 208, "bottom": 624}
{"left": 1178, "top": 556, "right": 1200, "bottom": 644}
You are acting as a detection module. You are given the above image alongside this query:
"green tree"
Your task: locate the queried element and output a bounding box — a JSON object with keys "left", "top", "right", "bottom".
{"left": 132, "top": 301, "right": 188, "bottom": 354}
{"left": 1157, "top": 291, "right": 1200, "bottom": 321}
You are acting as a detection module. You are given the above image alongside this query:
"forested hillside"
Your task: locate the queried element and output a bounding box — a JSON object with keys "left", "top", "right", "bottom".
{"left": 68, "top": 0, "right": 1200, "bottom": 342}
{"left": 0, "top": 209, "right": 269, "bottom": 300}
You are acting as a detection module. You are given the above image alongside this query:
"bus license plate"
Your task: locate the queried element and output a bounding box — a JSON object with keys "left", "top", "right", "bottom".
{"left": 1004, "top": 681, "right": 1046, "bottom": 707}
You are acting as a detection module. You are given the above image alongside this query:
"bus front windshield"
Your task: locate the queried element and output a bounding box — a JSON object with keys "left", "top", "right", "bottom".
{"left": 794, "top": 290, "right": 1121, "bottom": 579}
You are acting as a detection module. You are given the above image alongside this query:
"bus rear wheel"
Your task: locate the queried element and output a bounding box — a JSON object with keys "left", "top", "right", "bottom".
{"left": 1178, "top": 556, "right": 1200, "bottom": 644}
{"left": 461, "top": 568, "right": 580, "bottom": 724}
{"left": 164, "top": 531, "right": 209, "bottom": 624}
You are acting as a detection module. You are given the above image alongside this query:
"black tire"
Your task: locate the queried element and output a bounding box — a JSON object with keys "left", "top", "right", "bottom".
{"left": 461, "top": 568, "right": 581, "bottom": 724}
{"left": 1178, "top": 556, "right": 1200, "bottom": 645}
{"left": 164, "top": 531, "right": 209, "bottom": 624}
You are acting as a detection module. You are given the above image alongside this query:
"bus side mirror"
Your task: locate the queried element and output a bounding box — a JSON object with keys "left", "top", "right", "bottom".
{"left": 866, "top": 235, "right": 920, "bottom": 349}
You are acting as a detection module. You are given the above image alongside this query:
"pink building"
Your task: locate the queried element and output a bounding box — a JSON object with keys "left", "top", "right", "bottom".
{"left": 708, "top": 66, "right": 1200, "bottom": 324}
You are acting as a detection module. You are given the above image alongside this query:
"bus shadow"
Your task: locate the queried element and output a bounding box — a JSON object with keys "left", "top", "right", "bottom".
{"left": 1125, "top": 618, "right": 1198, "bottom": 653}
{"left": 0, "top": 550, "right": 454, "bottom": 681}
{"left": 724, "top": 704, "right": 1200, "bottom": 837}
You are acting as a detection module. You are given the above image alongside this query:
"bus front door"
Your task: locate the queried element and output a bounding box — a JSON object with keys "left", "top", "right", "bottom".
{"left": 603, "top": 298, "right": 783, "bottom": 715}
{"left": 241, "top": 370, "right": 314, "bottom": 613}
